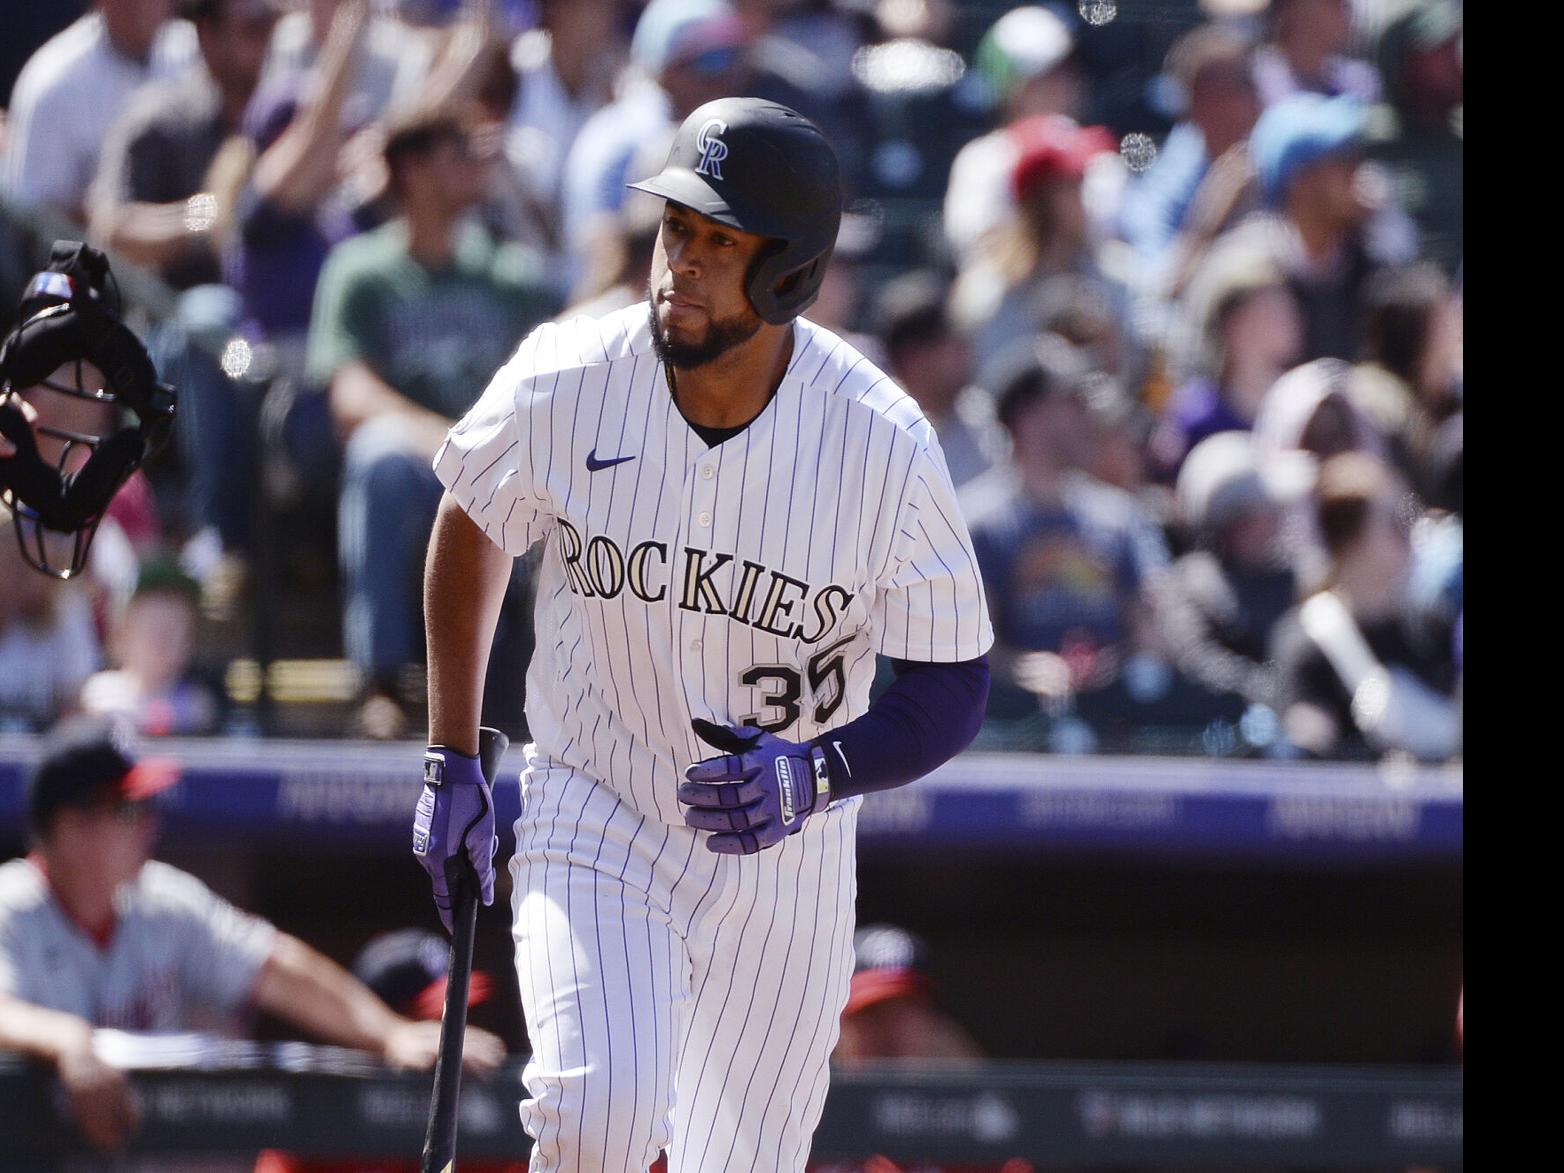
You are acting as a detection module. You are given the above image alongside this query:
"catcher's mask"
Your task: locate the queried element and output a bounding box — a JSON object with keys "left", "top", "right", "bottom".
{"left": 0, "top": 242, "right": 175, "bottom": 579}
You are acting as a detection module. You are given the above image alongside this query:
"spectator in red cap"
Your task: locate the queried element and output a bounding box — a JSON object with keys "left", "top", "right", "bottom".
{"left": 0, "top": 719, "right": 504, "bottom": 1156}
{"left": 954, "top": 114, "right": 1123, "bottom": 377}
{"left": 943, "top": 5, "right": 1085, "bottom": 270}
{"left": 833, "top": 924, "right": 983, "bottom": 1067}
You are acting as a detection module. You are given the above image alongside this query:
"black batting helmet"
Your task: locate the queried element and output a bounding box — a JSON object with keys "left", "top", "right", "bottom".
{"left": 629, "top": 97, "right": 842, "bottom": 325}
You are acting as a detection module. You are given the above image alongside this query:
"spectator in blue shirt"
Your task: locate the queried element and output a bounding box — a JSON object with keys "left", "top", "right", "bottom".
{"left": 1121, "top": 24, "right": 1261, "bottom": 273}
{"left": 963, "top": 335, "right": 1168, "bottom": 712}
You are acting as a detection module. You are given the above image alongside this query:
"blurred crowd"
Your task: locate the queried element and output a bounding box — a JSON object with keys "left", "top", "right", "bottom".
{"left": 0, "top": 0, "right": 1463, "bottom": 762}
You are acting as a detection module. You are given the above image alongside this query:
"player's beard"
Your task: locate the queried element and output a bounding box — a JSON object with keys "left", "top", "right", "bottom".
{"left": 647, "top": 291, "right": 764, "bottom": 370}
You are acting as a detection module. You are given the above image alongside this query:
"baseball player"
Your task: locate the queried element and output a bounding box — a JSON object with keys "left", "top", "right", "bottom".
{"left": 415, "top": 97, "right": 993, "bottom": 1171}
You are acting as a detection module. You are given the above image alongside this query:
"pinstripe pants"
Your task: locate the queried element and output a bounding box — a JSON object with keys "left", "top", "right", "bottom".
{"left": 510, "top": 758, "right": 859, "bottom": 1172}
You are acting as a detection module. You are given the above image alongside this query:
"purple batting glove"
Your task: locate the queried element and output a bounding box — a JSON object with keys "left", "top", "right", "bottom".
{"left": 413, "top": 745, "right": 497, "bottom": 933}
{"left": 678, "top": 719, "right": 832, "bottom": 855}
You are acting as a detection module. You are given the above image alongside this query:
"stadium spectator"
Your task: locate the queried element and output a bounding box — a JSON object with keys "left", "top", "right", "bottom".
{"left": 742, "top": 0, "right": 877, "bottom": 199}
{"left": 1193, "top": 92, "right": 1410, "bottom": 363}
{"left": 1120, "top": 24, "right": 1261, "bottom": 273}
{"left": 1022, "top": 272, "right": 1135, "bottom": 391}
{"left": 833, "top": 924, "right": 983, "bottom": 1067}
{"left": 501, "top": 0, "right": 623, "bottom": 274}
{"left": 963, "top": 335, "right": 1167, "bottom": 719}
{"left": 798, "top": 208, "right": 884, "bottom": 362}
{"left": 871, "top": 270, "right": 1007, "bottom": 491}
{"left": 564, "top": 188, "right": 665, "bottom": 319}
{"left": 1078, "top": 374, "right": 1159, "bottom": 506}
{"left": 942, "top": 5, "right": 1084, "bottom": 270}
{"left": 1252, "top": 0, "right": 1379, "bottom": 107}
{"left": 306, "top": 105, "right": 555, "bottom": 737}
{"left": 1348, "top": 262, "right": 1461, "bottom": 500}
{"left": 1250, "top": 356, "right": 1384, "bottom": 585}
{"left": 954, "top": 114, "right": 1122, "bottom": 376}
{"left": 0, "top": 720, "right": 506, "bottom": 1155}
{"left": 559, "top": 0, "right": 750, "bottom": 287}
{"left": 81, "top": 558, "right": 221, "bottom": 736}
{"left": 1269, "top": 452, "right": 1458, "bottom": 760}
{"left": 1150, "top": 431, "right": 1296, "bottom": 712}
{"left": 0, "top": 513, "right": 101, "bottom": 732}
{"left": 263, "top": 0, "right": 433, "bottom": 125}
{"left": 1365, "top": 0, "right": 1462, "bottom": 274}
{"left": 2, "top": 0, "right": 197, "bottom": 222}
{"left": 1252, "top": 357, "right": 1383, "bottom": 464}
{"left": 1151, "top": 244, "right": 1304, "bottom": 478}
{"left": 227, "top": 0, "right": 378, "bottom": 349}
{"left": 1407, "top": 408, "right": 1460, "bottom": 622}
{"left": 147, "top": 1, "right": 378, "bottom": 597}
{"left": 88, "top": 0, "right": 281, "bottom": 291}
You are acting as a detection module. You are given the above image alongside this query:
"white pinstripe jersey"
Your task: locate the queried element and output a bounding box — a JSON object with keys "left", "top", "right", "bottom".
{"left": 434, "top": 303, "right": 993, "bottom": 824}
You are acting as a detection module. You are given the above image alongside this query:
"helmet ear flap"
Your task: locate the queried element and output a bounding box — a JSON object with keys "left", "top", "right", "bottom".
{"left": 746, "top": 243, "right": 836, "bottom": 326}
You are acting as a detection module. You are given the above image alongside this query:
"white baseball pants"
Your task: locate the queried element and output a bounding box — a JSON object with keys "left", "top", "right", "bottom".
{"left": 510, "top": 757, "right": 859, "bottom": 1172}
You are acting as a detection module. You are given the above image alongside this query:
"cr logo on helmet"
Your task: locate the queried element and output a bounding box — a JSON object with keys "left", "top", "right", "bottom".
{"left": 694, "top": 118, "right": 729, "bottom": 179}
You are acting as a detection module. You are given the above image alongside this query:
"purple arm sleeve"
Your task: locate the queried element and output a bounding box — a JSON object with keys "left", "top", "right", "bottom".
{"left": 809, "top": 655, "right": 990, "bottom": 802}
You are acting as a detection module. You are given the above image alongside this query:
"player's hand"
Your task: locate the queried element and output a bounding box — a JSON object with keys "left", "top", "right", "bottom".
{"left": 679, "top": 719, "right": 828, "bottom": 854}
{"left": 413, "top": 745, "right": 498, "bottom": 933}
{"left": 381, "top": 1017, "right": 507, "bottom": 1077}
{"left": 57, "top": 1037, "right": 139, "bottom": 1152}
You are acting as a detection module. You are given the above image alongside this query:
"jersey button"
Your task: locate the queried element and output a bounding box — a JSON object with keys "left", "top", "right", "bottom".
{"left": 690, "top": 639, "right": 703, "bottom": 652}
{"left": 702, "top": 465, "right": 715, "bottom": 480}
{"left": 698, "top": 511, "right": 712, "bottom": 527}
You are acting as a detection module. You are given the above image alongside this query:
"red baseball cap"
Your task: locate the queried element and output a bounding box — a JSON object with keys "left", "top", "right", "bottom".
{"left": 1010, "top": 115, "right": 1116, "bottom": 201}
{"left": 843, "top": 924, "right": 934, "bottom": 1017}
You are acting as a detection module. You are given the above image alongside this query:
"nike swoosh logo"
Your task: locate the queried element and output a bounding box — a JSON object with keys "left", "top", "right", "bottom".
{"left": 586, "top": 448, "right": 636, "bottom": 472}
{"left": 833, "top": 741, "right": 852, "bottom": 778}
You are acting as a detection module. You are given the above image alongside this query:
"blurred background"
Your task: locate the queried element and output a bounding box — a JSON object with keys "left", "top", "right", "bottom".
{"left": 0, "top": 0, "right": 1461, "bottom": 1168}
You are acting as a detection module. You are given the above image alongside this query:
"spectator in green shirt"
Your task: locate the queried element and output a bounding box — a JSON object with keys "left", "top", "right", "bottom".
{"left": 306, "top": 105, "right": 556, "bottom": 736}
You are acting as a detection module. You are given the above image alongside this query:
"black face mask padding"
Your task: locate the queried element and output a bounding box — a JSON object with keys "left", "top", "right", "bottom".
{"left": 1, "top": 301, "right": 157, "bottom": 402}
{"left": 56, "top": 429, "right": 146, "bottom": 529}
{"left": 0, "top": 401, "right": 147, "bottom": 531}
{"left": 0, "top": 400, "right": 69, "bottom": 518}
{"left": 1, "top": 302, "right": 172, "bottom": 532}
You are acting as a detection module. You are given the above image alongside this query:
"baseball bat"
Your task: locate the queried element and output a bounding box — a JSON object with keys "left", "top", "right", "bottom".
{"left": 421, "top": 726, "right": 509, "bottom": 1173}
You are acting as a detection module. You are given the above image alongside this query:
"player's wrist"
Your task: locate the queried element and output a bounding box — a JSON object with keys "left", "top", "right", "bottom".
{"left": 423, "top": 745, "right": 487, "bottom": 788}
{"left": 805, "top": 740, "right": 834, "bottom": 812}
